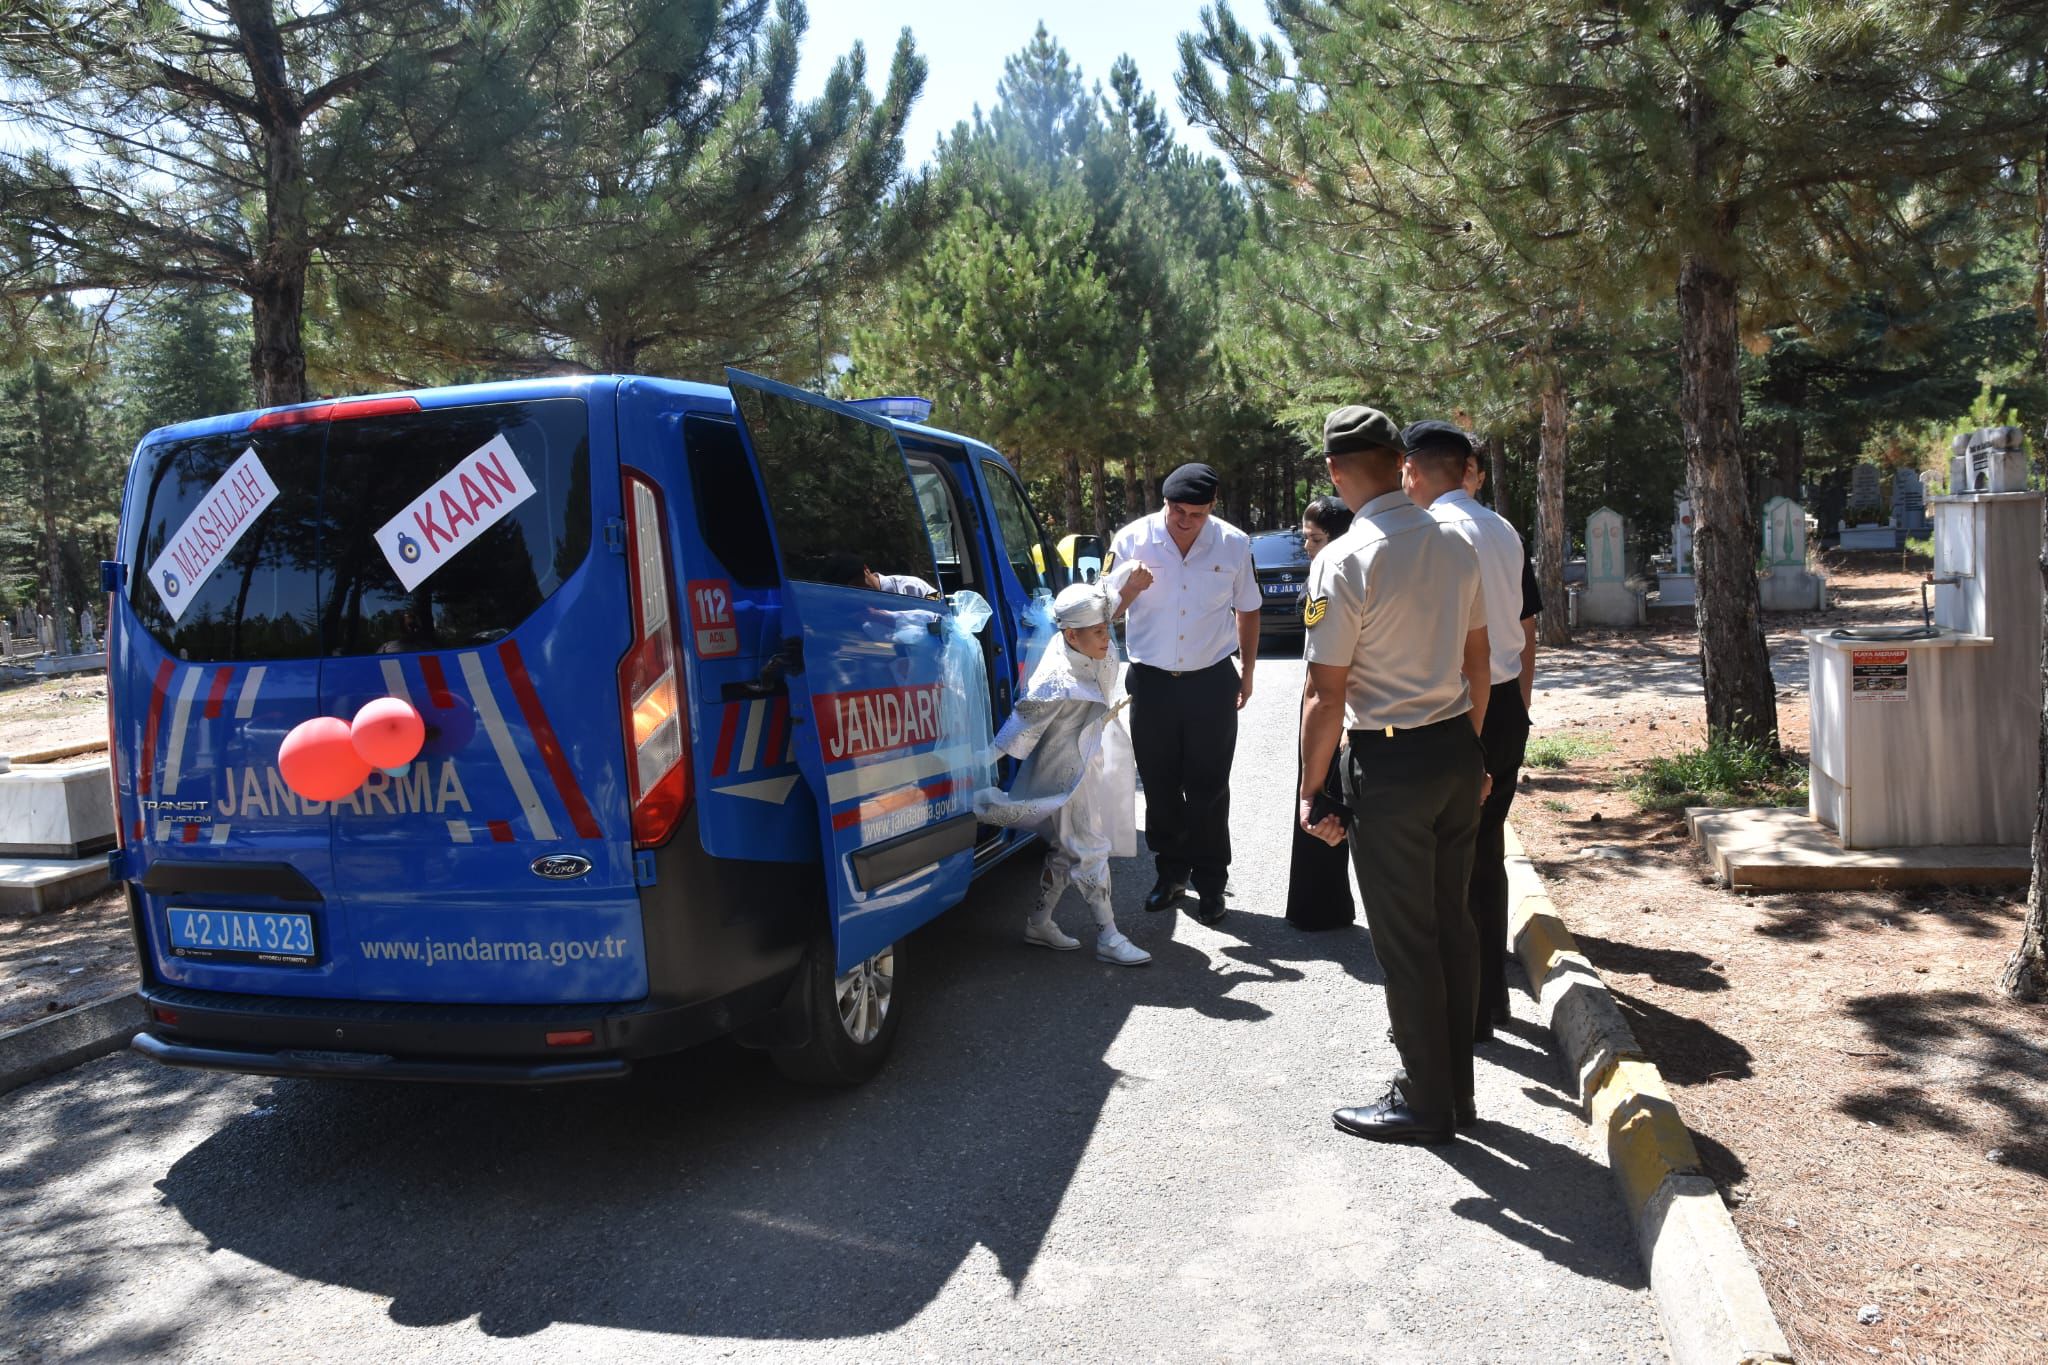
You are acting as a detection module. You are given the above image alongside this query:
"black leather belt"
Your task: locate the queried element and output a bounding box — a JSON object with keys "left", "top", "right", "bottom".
{"left": 1132, "top": 659, "right": 1231, "bottom": 679}
{"left": 1348, "top": 714, "right": 1470, "bottom": 742}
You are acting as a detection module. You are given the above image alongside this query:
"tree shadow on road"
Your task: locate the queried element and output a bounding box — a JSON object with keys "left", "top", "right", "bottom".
{"left": 116, "top": 853, "right": 1291, "bottom": 1343}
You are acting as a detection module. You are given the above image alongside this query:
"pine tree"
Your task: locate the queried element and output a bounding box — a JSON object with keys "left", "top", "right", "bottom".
{"left": 1183, "top": 0, "right": 2048, "bottom": 749}
{"left": 335, "top": 0, "right": 926, "bottom": 384}
{"left": 0, "top": 300, "right": 117, "bottom": 652}
{"left": 1, "top": 1, "right": 509, "bottom": 406}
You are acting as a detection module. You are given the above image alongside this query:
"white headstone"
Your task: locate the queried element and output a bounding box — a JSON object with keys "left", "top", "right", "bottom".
{"left": 1762, "top": 496, "right": 1807, "bottom": 568}
{"left": 1586, "top": 508, "right": 1629, "bottom": 583}
{"left": 1672, "top": 496, "right": 1695, "bottom": 574}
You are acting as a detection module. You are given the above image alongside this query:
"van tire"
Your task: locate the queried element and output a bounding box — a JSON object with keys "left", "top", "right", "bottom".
{"left": 769, "top": 934, "right": 903, "bottom": 1086}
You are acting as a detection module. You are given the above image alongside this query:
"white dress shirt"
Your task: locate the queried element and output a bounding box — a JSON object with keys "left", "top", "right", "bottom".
{"left": 1427, "top": 489, "right": 1526, "bottom": 686}
{"left": 1106, "top": 511, "right": 1261, "bottom": 672}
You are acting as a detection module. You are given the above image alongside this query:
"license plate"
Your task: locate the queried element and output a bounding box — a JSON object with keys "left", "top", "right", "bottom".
{"left": 1264, "top": 582, "right": 1302, "bottom": 597}
{"left": 167, "top": 907, "right": 317, "bottom": 965}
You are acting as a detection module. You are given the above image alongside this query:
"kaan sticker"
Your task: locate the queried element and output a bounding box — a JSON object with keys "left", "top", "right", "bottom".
{"left": 375, "top": 434, "right": 537, "bottom": 591}
{"left": 147, "top": 447, "right": 280, "bottom": 622}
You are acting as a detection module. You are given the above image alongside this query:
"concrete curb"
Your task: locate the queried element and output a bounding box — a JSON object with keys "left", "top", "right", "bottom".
{"left": 0, "top": 991, "right": 143, "bottom": 1098}
{"left": 1505, "top": 824, "right": 1792, "bottom": 1365}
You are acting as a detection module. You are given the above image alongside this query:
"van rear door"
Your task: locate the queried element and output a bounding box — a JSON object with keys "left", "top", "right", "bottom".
{"left": 723, "top": 370, "right": 977, "bottom": 973}
{"left": 316, "top": 395, "right": 642, "bottom": 1004}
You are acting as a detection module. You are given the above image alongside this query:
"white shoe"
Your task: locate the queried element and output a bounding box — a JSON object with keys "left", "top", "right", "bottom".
{"left": 1024, "top": 917, "right": 1081, "bottom": 951}
{"left": 1096, "top": 928, "right": 1151, "bottom": 966}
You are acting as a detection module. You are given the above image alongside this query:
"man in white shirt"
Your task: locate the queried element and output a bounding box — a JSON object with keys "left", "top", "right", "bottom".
{"left": 1402, "top": 420, "right": 1536, "bottom": 1042}
{"left": 1105, "top": 463, "right": 1262, "bottom": 924}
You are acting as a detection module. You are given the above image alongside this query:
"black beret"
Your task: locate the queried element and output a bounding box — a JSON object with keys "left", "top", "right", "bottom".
{"left": 1402, "top": 419, "right": 1474, "bottom": 456}
{"left": 1161, "top": 462, "right": 1220, "bottom": 504}
{"left": 1323, "top": 405, "right": 1402, "bottom": 456}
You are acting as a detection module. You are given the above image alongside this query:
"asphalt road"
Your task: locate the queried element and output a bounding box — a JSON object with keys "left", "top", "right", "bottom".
{"left": 0, "top": 647, "right": 1663, "bottom": 1363}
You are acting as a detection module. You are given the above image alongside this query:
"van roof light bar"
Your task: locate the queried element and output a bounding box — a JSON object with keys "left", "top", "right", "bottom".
{"left": 847, "top": 396, "right": 933, "bottom": 424}
{"left": 249, "top": 395, "right": 422, "bottom": 430}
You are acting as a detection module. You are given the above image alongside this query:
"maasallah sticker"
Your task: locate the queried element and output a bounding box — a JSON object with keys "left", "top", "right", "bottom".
{"left": 1303, "top": 595, "right": 1328, "bottom": 626}
{"left": 375, "top": 434, "right": 537, "bottom": 591}
{"left": 147, "top": 446, "right": 280, "bottom": 622}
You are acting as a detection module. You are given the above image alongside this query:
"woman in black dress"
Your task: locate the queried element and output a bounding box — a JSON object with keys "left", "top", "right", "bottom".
{"left": 1286, "top": 497, "right": 1358, "bottom": 930}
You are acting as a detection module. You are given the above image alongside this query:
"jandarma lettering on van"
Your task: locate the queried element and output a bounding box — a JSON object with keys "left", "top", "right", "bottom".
{"left": 216, "top": 760, "right": 472, "bottom": 818}
{"left": 812, "top": 684, "right": 943, "bottom": 762}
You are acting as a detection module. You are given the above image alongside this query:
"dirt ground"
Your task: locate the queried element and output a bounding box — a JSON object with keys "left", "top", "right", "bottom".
{"left": 0, "top": 674, "right": 110, "bottom": 757}
{"left": 0, "top": 886, "right": 136, "bottom": 1034}
{"left": 1517, "top": 552, "right": 2048, "bottom": 1365}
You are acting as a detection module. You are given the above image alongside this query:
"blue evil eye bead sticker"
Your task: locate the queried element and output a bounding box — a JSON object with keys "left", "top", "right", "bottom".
{"left": 161, "top": 570, "right": 181, "bottom": 598}
{"left": 396, "top": 532, "right": 422, "bottom": 564}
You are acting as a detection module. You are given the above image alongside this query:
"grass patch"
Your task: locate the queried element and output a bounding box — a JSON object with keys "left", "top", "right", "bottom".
{"left": 1524, "top": 733, "right": 1614, "bottom": 769}
{"left": 1540, "top": 797, "right": 1571, "bottom": 813}
{"left": 1625, "top": 736, "right": 1808, "bottom": 813}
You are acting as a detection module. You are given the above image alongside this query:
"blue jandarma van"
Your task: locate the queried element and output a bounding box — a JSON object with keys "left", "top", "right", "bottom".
{"left": 108, "top": 370, "right": 1067, "bottom": 1085}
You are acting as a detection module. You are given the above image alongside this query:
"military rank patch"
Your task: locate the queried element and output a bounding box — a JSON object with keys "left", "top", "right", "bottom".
{"left": 1303, "top": 595, "right": 1328, "bottom": 626}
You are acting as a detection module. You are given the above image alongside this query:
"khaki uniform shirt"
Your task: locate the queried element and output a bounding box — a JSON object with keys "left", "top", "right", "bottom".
{"left": 1304, "top": 490, "right": 1485, "bottom": 731}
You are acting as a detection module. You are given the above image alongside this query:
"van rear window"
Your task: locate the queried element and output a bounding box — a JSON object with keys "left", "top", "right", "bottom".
{"left": 124, "top": 399, "right": 591, "bottom": 661}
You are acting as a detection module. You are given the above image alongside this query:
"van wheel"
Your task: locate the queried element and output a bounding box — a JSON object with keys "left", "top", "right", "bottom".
{"left": 769, "top": 936, "right": 903, "bottom": 1086}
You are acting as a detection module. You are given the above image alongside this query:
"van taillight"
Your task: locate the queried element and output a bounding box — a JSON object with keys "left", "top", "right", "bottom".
{"left": 106, "top": 589, "right": 123, "bottom": 848}
{"left": 618, "top": 471, "right": 690, "bottom": 847}
{"left": 248, "top": 395, "right": 422, "bottom": 429}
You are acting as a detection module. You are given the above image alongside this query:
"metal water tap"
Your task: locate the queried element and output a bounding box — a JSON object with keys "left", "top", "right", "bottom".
{"left": 1921, "top": 572, "right": 1967, "bottom": 631}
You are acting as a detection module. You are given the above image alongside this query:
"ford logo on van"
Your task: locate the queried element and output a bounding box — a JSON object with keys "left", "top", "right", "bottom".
{"left": 531, "top": 854, "right": 592, "bottom": 880}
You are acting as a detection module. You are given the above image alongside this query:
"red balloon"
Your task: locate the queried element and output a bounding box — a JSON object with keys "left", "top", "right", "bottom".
{"left": 279, "top": 717, "right": 372, "bottom": 802}
{"left": 351, "top": 696, "right": 426, "bottom": 771}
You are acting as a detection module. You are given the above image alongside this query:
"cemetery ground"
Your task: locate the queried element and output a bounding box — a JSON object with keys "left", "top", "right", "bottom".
{"left": 1519, "top": 553, "right": 2048, "bottom": 1364}
{"left": 0, "top": 674, "right": 129, "bottom": 1033}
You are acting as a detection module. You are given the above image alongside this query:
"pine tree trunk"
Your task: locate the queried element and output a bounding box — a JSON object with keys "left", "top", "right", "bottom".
{"left": 29, "top": 365, "right": 71, "bottom": 654}
{"left": 232, "top": 0, "right": 312, "bottom": 407}
{"left": 1060, "top": 452, "right": 1083, "bottom": 538}
{"left": 1678, "top": 250, "right": 1778, "bottom": 751}
{"left": 1535, "top": 371, "right": 1570, "bottom": 648}
{"left": 2003, "top": 136, "right": 2048, "bottom": 1003}
{"left": 1089, "top": 449, "right": 1110, "bottom": 542}
{"left": 1124, "top": 451, "right": 1141, "bottom": 524}
{"left": 1487, "top": 435, "right": 1509, "bottom": 515}
{"left": 1141, "top": 451, "right": 1158, "bottom": 509}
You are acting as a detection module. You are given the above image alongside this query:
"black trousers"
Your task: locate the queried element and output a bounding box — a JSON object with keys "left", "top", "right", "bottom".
{"left": 1343, "top": 716, "right": 1485, "bottom": 1119}
{"left": 1287, "top": 745, "right": 1355, "bottom": 929}
{"left": 1471, "top": 680, "right": 1532, "bottom": 1030}
{"left": 1128, "top": 658, "right": 1239, "bottom": 894}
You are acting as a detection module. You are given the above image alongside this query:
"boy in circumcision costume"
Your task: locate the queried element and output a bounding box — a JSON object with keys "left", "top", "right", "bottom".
{"left": 975, "top": 579, "right": 1153, "bottom": 966}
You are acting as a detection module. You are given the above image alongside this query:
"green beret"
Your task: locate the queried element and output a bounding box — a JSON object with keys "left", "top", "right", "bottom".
{"left": 1323, "top": 405, "right": 1402, "bottom": 456}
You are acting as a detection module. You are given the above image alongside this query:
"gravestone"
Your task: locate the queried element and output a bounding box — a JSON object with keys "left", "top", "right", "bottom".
{"left": 1838, "top": 462, "right": 1896, "bottom": 549}
{"left": 1950, "top": 426, "right": 2028, "bottom": 494}
{"left": 1890, "top": 467, "right": 1930, "bottom": 537}
{"left": 1659, "top": 495, "right": 1697, "bottom": 607}
{"left": 1578, "top": 507, "right": 1647, "bottom": 626}
{"left": 1758, "top": 496, "right": 1826, "bottom": 611}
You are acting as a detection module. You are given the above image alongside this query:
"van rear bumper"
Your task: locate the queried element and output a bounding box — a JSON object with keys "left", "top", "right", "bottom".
{"left": 131, "top": 972, "right": 793, "bottom": 1084}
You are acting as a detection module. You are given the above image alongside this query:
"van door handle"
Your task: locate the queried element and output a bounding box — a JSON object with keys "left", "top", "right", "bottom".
{"left": 721, "top": 637, "right": 801, "bottom": 700}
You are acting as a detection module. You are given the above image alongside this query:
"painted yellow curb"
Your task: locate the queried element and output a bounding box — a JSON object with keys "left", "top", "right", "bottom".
{"left": 1503, "top": 821, "right": 1792, "bottom": 1364}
